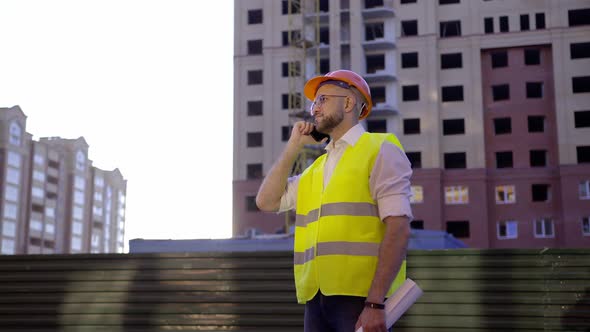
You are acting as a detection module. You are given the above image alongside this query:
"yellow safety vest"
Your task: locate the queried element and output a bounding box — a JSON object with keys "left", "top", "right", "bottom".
{"left": 294, "top": 132, "right": 407, "bottom": 304}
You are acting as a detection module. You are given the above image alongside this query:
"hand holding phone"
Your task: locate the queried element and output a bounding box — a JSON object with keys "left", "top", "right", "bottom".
{"left": 310, "top": 127, "right": 330, "bottom": 143}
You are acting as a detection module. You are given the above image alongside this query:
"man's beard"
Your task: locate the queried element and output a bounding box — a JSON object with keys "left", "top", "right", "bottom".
{"left": 315, "top": 109, "right": 344, "bottom": 133}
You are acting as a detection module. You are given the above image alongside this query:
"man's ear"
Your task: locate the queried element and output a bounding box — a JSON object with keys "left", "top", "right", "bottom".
{"left": 344, "top": 96, "right": 355, "bottom": 113}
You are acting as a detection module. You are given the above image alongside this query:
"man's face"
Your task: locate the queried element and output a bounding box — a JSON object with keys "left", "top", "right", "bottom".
{"left": 311, "top": 85, "right": 350, "bottom": 133}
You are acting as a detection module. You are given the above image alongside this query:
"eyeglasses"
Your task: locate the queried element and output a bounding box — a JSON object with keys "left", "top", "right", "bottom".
{"left": 309, "top": 94, "right": 348, "bottom": 114}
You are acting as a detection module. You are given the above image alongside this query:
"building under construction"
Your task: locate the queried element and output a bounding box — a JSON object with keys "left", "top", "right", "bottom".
{"left": 233, "top": 0, "right": 590, "bottom": 249}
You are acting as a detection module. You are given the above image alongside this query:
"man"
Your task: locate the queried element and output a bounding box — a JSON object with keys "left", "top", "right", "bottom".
{"left": 256, "top": 70, "right": 412, "bottom": 332}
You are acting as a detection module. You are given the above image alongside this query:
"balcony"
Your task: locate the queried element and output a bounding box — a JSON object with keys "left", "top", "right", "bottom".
{"left": 370, "top": 102, "right": 398, "bottom": 116}
{"left": 364, "top": 69, "right": 396, "bottom": 83}
{"left": 362, "top": 37, "right": 395, "bottom": 51}
{"left": 306, "top": 42, "right": 330, "bottom": 57}
{"left": 304, "top": 10, "right": 329, "bottom": 24}
{"left": 362, "top": 0, "right": 395, "bottom": 19}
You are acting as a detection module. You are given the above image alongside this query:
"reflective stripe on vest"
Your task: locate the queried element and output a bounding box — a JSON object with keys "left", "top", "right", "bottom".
{"left": 294, "top": 241, "right": 380, "bottom": 265}
{"left": 295, "top": 202, "right": 379, "bottom": 227}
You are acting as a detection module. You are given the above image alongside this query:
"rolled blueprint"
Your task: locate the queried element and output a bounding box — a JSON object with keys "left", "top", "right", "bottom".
{"left": 355, "top": 278, "right": 423, "bottom": 332}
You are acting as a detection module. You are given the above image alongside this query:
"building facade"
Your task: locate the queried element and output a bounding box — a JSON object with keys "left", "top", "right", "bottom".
{"left": 233, "top": 0, "right": 590, "bottom": 248}
{"left": 0, "top": 105, "right": 127, "bottom": 254}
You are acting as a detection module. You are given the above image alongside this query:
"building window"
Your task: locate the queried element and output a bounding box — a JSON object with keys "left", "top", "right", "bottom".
{"left": 367, "top": 120, "right": 387, "bottom": 133}
{"left": 247, "top": 101, "right": 263, "bottom": 116}
{"left": 410, "top": 186, "right": 423, "bottom": 204}
{"left": 444, "top": 152, "right": 466, "bottom": 169}
{"left": 246, "top": 164, "right": 263, "bottom": 180}
{"left": 371, "top": 86, "right": 386, "bottom": 104}
{"left": 319, "top": 58, "right": 330, "bottom": 74}
{"left": 317, "top": 0, "right": 329, "bottom": 12}
{"left": 446, "top": 221, "right": 470, "bottom": 238}
{"left": 440, "top": 20, "right": 461, "bottom": 38}
{"left": 281, "top": 126, "right": 292, "bottom": 142}
{"left": 440, "top": 53, "right": 462, "bottom": 69}
{"left": 410, "top": 220, "right": 424, "bottom": 230}
{"left": 247, "top": 70, "right": 263, "bottom": 85}
{"left": 366, "top": 54, "right": 385, "bottom": 74}
{"left": 570, "top": 42, "right": 590, "bottom": 59}
{"left": 532, "top": 184, "right": 551, "bottom": 202}
{"left": 7, "top": 151, "right": 21, "bottom": 168}
{"left": 520, "top": 14, "right": 530, "bottom": 31}
{"left": 402, "top": 85, "right": 420, "bottom": 101}
{"left": 32, "top": 187, "right": 44, "bottom": 199}
{"left": 535, "top": 13, "right": 546, "bottom": 29}
{"left": 282, "top": 0, "right": 301, "bottom": 15}
{"left": 282, "top": 30, "right": 301, "bottom": 46}
{"left": 582, "top": 217, "right": 590, "bottom": 235}
{"left": 530, "top": 150, "right": 547, "bottom": 167}
{"left": 578, "top": 146, "right": 590, "bottom": 163}
{"left": 247, "top": 9, "right": 263, "bottom": 24}
{"left": 34, "top": 154, "right": 44, "bottom": 165}
{"left": 524, "top": 49, "right": 541, "bottom": 65}
{"left": 568, "top": 8, "right": 590, "bottom": 27}
{"left": 441, "top": 86, "right": 464, "bottom": 102}
{"left": 445, "top": 186, "right": 469, "bottom": 204}
{"left": 491, "top": 51, "right": 508, "bottom": 68}
{"left": 443, "top": 119, "right": 465, "bottom": 135}
{"left": 492, "top": 84, "right": 510, "bottom": 101}
{"left": 496, "top": 185, "right": 516, "bottom": 204}
{"left": 1, "top": 239, "right": 15, "bottom": 254}
{"left": 494, "top": 117, "right": 511, "bottom": 135}
{"left": 4, "top": 185, "right": 18, "bottom": 202}
{"left": 572, "top": 76, "right": 590, "bottom": 93}
{"left": 2, "top": 221, "right": 16, "bottom": 237}
{"left": 534, "top": 218, "right": 554, "bottom": 238}
{"left": 76, "top": 150, "right": 85, "bottom": 171}
{"left": 484, "top": 17, "right": 494, "bottom": 34}
{"left": 400, "top": 0, "right": 417, "bottom": 3}
{"left": 247, "top": 40, "right": 262, "bottom": 55}
{"left": 71, "top": 236, "right": 82, "bottom": 251}
{"left": 403, "top": 118, "right": 420, "bottom": 134}
{"left": 576, "top": 110, "right": 590, "bottom": 128}
{"left": 496, "top": 151, "right": 513, "bottom": 168}
{"left": 498, "top": 220, "right": 518, "bottom": 239}
{"left": 247, "top": 132, "right": 263, "bottom": 147}
{"left": 401, "top": 20, "right": 418, "bottom": 37}
{"left": 499, "top": 16, "right": 509, "bottom": 32}
{"left": 439, "top": 0, "right": 460, "bottom": 4}
{"left": 319, "top": 27, "right": 329, "bottom": 44}
{"left": 406, "top": 152, "right": 422, "bottom": 169}
{"left": 366, "top": 22, "right": 385, "bottom": 41}
{"left": 6, "top": 169, "right": 20, "bottom": 185}
{"left": 526, "top": 82, "right": 544, "bottom": 98}
{"left": 401, "top": 52, "right": 418, "bottom": 68}
{"left": 246, "top": 195, "right": 258, "bottom": 212}
{"left": 579, "top": 180, "right": 590, "bottom": 199}
{"left": 528, "top": 116, "right": 545, "bottom": 132}
{"left": 9, "top": 121, "right": 22, "bottom": 146}
{"left": 282, "top": 93, "right": 301, "bottom": 110}
{"left": 74, "top": 176, "right": 85, "bottom": 190}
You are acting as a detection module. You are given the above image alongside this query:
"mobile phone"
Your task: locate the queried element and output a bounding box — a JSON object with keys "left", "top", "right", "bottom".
{"left": 310, "top": 127, "right": 330, "bottom": 143}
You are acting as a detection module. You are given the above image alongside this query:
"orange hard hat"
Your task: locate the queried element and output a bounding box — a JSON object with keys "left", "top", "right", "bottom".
{"left": 304, "top": 70, "right": 373, "bottom": 119}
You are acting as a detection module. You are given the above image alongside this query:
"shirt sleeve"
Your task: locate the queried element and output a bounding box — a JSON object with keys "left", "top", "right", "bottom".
{"left": 370, "top": 141, "right": 414, "bottom": 222}
{"left": 278, "top": 174, "right": 300, "bottom": 213}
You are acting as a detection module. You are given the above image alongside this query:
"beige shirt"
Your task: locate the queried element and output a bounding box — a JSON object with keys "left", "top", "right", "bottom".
{"left": 279, "top": 123, "right": 413, "bottom": 221}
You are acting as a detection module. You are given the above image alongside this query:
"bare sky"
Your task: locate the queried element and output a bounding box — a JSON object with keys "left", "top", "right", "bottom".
{"left": 0, "top": 0, "right": 235, "bottom": 250}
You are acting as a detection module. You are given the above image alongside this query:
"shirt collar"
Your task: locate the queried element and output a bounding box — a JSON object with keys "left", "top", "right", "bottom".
{"left": 325, "top": 123, "right": 366, "bottom": 151}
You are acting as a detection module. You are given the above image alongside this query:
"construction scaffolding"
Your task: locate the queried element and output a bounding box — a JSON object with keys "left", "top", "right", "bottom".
{"left": 284, "top": 0, "right": 325, "bottom": 232}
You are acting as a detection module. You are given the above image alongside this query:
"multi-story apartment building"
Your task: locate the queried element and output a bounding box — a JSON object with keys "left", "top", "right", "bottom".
{"left": 233, "top": 0, "right": 590, "bottom": 248}
{"left": 0, "top": 105, "right": 127, "bottom": 254}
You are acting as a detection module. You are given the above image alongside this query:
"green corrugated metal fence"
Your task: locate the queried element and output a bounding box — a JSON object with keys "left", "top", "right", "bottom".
{"left": 0, "top": 249, "right": 588, "bottom": 331}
